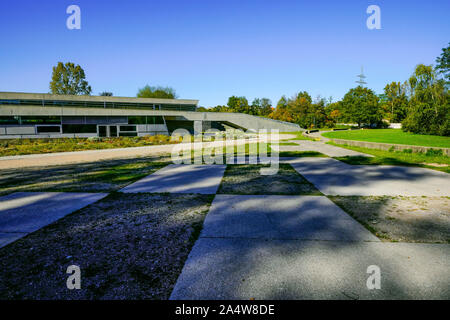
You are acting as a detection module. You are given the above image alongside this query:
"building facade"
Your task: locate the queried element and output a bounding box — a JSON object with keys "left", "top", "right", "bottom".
{"left": 0, "top": 92, "right": 301, "bottom": 138}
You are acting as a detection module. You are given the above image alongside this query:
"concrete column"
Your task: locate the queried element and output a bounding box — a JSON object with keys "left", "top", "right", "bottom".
{"left": 194, "top": 120, "right": 203, "bottom": 135}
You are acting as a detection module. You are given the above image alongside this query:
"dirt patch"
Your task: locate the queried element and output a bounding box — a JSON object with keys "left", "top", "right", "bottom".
{"left": 218, "top": 164, "right": 321, "bottom": 195}
{"left": 421, "top": 163, "right": 449, "bottom": 167}
{"left": 0, "top": 192, "right": 213, "bottom": 299}
{"left": 330, "top": 196, "right": 450, "bottom": 243}
{"left": 0, "top": 157, "right": 170, "bottom": 195}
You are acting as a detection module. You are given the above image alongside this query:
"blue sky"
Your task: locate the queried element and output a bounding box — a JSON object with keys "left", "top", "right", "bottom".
{"left": 0, "top": 0, "right": 449, "bottom": 107}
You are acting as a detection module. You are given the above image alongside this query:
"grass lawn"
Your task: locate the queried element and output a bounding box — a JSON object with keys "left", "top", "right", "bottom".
{"left": 330, "top": 142, "right": 450, "bottom": 173}
{"left": 217, "top": 164, "right": 322, "bottom": 195}
{"left": 0, "top": 135, "right": 180, "bottom": 157}
{"left": 322, "top": 129, "right": 450, "bottom": 148}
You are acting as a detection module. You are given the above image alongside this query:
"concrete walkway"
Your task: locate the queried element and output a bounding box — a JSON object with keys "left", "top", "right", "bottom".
{"left": 0, "top": 192, "right": 107, "bottom": 248}
{"left": 282, "top": 140, "right": 371, "bottom": 157}
{"left": 171, "top": 238, "right": 450, "bottom": 299}
{"left": 121, "top": 164, "right": 226, "bottom": 194}
{"left": 171, "top": 195, "right": 450, "bottom": 299}
{"left": 286, "top": 157, "right": 450, "bottom": 196}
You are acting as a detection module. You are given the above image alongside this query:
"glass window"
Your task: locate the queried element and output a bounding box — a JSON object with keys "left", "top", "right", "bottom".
{"left": 0, "top": 116, "right": 20, "bottom": 124}
{"left": 37, "top": 126, "right": 61, "bottom": 133}
{"left": 155, "top": 116, "right": 164, "bottom": 124}
{"left": 119, "top": 125, "right": 136, "bottom": 132}
{"left": 128, "top": 116, "right": 147, "bottom": 124}
{"left": 21, "top": 116, "right": 61, "bottom": 124}
{"left": 119, "top": 132, "right": 137, "bottom": 137}
{"left": 62, "top": 124, "right": 98, "bottom": 134}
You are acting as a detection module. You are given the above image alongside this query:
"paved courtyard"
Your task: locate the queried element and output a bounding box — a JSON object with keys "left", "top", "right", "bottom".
{"left": 1, "top": 149, "right": 449, "bottom": 299}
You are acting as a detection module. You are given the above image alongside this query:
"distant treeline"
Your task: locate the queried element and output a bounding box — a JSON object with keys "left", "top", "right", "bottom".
{"left": 201, "top": 43, "right": 449, "bottom": 136}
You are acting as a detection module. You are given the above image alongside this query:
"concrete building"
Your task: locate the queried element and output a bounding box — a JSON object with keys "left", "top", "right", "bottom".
{"left": 0, "top": 92, "right": 300, "bottom": 138}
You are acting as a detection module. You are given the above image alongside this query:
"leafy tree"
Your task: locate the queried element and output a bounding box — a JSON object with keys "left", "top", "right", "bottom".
{"left": 269, "top": 96, "right": 294, "bottom": 122}
{"left": 383, "top": 81, "right": 408, "bottom": 122}
{"left": 260, "top": 98, "right": 273, "bottom": 116}
{"left": 402, "top": 64, "right": 449, "bottom": 135}
{"left": 227, "top": 96, "right": 250, "bottom": 113}
{"left": 50, "top": 62, "right": 91, "bottom": 95}
{"left": 137, "top": 85, "right": 178, "bottom": 99}
{"left": 329, "top": 109, "right": 342, "bottom": 123}
{"left": 99, "top": 91, "right": 113, "bottom": 96}
{"left": 341, "top": 86, "right": 382, "bottom": 127}
{"left": 435, "top": 42, "right": 449, "bottom": 84}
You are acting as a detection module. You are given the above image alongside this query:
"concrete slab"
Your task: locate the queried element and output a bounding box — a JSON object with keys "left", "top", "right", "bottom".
{"left": 202, "top": 195, "right": 378, "bottom": 241}
{"left": 0, "top": 192, "right": 107, "bottom": 247}
{"left": 279, "top": 140, "right": 370, "bottom": 157}
{"left": 286, "top": 157, "right": 450, "bottom": 196}
{"left": 0, "top": 232, "right": 27, "bottom": 248}
{"left": 121, "top": 164, "right": 226, "bottom": 194}
{"left": 170, "top": 239, "right": 450, "bottom": 300}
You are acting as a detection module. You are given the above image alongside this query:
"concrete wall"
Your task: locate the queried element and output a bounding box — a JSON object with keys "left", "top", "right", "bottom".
{"left": 332, "top": 138, "right": 450, "bottom": 156}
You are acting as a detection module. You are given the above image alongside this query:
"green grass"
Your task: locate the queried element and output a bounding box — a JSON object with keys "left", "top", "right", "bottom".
{"left": 322, "top": 129, "right": 450, "bottom": 148}
{"left": 330, "top": 142, "right": 450, "bottom": 173}
{"left": 0, "top": 135, "right": 180, "bottom": 157}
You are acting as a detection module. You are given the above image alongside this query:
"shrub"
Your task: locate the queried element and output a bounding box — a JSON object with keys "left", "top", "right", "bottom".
{"left": 425, "top": 148, "right": 443, "bottom": 157}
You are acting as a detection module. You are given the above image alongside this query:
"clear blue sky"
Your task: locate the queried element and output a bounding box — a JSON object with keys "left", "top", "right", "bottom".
{"left": 0, "top": 0, "right": 448, "bottom": 107}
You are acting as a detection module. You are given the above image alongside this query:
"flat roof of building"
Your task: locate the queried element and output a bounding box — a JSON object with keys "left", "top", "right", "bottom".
{"left": 0, "top": 92, "right": 199, "bottom": 106}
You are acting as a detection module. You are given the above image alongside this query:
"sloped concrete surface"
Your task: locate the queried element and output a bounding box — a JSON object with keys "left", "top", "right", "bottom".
{"left": 170, "top": 239, "right": 450, "bottom": 300}
{"left": 0, "top": 232, "right": 27, "bottom": 248}
{"left": 281, "top": 140, "right": 371, "bottom": 157}
{"left": 0, "top": 192, "right": 107, "bottom": 248}
{"left": 201, "top": 195, "right": 378, "bottom": 241}
{"left": 121, "top": 164, "right": 226, "bottom": 194}
{"left": 286, "top": 157, "right": 450, "bottom": 196}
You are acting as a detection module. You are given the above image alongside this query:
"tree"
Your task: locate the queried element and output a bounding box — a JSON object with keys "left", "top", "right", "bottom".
{"left": 329, "top": 109, "right": 342, "bottom": 123}
{"left": 383, "top": 81, "right": 408, "bottom": 122}
{"left": 341, "top": 86, "right": 382, "bottom": 127}
{"left": 227, "top": 96, "right": 249, "bottom": 113}
{"left": 435, "top": 42, "right": 449, "bottom": 84}
{"left": 99, "top": 91, "right": 113, "bottom": 96}
{"left": 402, "top": 64, "right": 449, "bottom": 136}
{"left": 269, "top": 96, "right": 294, "bottom": 122}
{"left": 196, "top": 106, "right": 208, "bottom": 112}
{"left": 260, "top": 98, "right": 273, "bottom": 116}
{"left": 50, "top": 62, "right": 91, "bottom": 95}
{"left": 137, "top": 85, "right": 178, "bottom": 99}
